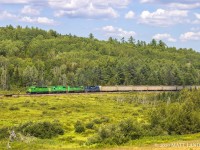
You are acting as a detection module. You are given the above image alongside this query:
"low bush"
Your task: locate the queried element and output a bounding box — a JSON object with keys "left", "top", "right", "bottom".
{"left": 86, "top": 122, "right": 95, "bottom": 129}
{"left": 0, "top": 127, "right": 9, "bottom": 139}
{"left": 9, "top": 106, "right": 20, "bottom": 111}
{"left": 17, "top": 121, "right": 64, "bottom": 139}
{"left": 88, "top": 119, "right": 142, "bottom": 145}
{"left": 93, "top": 116, "right": 110, "bottom": 124}
{"left": 74, "top": 121, "right": 85, "bottom": 133}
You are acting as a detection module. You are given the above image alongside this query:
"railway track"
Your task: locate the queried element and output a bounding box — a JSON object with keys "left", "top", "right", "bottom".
{"left": 0, "top": 91, "right": 179, "bottom": 98}
{"left": 1, "top": 85, "right": 199, "bottom": 98}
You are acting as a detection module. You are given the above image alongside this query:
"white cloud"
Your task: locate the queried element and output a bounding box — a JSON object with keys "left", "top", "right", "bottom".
{"left": 139, "top": 9, "right": 188, "bottom": 27}
{"left": 125, "top": 11, "right": 135, "bottom": 19}
{"left": 195, "top": 13, "right": 200, "bottom": 19}
{"left": 190, "top": 27, "right": 200, "bottom": 31}
{"left": 21, "top": 5, "right": 40, "bottom": 15}
{"left": 0, "top": 0, "right": 33, "bottom": 4}
{"left": 102, "top": 25, "right": 136, "bottom": 38}
{"left": 169, "top": 3, "right": 200, "bottom": 9}
{"left": 140, "top": 0, "right": 154, "bottom": 3}
{"left": 192, "top": 13, "right": 200, "bottom": 24}
{"left": 0, "top": 9, "right": 56, "bottom": 25}
{"left": 180, "top": 32, "right": 200, "bottom": 41}
{"left": 48, "top": 0, "right": 131, "bottom": 9}
{"left": 0, "top": 11, "right": 17, "bottom": 19}
{"left": 139, "top": 0, "right": 200, "bottom": 9}
{"left": 54, "top": 3, "right": 118, "bottom": 18}
{"left": 49, "top": 0, "right": 131, "bottom": 19}
{"left": 153, "top": 33, "right": 176, "bottom": 42}
{"left": 20, "top": 16, "right": 56, "bottom": 25}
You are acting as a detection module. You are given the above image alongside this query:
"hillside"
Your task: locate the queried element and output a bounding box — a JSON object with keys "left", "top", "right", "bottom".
{"left": 0, "top": 25, "right": 200, "bottom": 90}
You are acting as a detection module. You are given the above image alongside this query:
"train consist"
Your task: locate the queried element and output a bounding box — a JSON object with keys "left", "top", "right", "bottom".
{"left": 26, "top": 85, "right": 200, "bottom": 94}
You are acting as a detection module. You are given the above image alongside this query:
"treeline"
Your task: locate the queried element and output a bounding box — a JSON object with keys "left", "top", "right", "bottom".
{"left": 0, "top": 25, "right": 200, "bottom": 89}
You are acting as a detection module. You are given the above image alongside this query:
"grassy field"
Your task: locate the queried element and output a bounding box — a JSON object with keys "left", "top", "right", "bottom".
{"left": 0, "top": 92, "right": 200, "bottom": 150}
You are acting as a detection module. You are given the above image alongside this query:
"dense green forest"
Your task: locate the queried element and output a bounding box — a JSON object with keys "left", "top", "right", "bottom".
{"left": 0, "top": 25, "right": 200, "bottom": 90}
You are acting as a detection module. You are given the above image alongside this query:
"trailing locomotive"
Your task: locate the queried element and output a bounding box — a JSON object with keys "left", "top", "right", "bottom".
{"left": 26, "top": 85, "right": 200, "bottom": 94}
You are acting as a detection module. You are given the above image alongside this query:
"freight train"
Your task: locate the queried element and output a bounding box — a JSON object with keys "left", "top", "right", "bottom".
{"left": 26, "top": 85, "right": 200, "bottom": 94}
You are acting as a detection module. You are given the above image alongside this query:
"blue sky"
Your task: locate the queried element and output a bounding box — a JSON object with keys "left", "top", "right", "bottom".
{"left": 0, "top": 0, "right": 200, "bottom": 51}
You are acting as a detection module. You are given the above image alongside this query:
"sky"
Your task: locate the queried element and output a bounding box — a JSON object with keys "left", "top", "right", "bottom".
{"left": 0, "top": 0, "right": 200, "bottom": 51}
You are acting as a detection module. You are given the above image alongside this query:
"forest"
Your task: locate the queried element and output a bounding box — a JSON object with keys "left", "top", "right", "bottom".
{"left": 0, "top": 25, "right": 200, "bottom": 90}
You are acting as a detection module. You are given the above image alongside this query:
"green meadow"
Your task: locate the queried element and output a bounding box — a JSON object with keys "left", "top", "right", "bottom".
{"left": 0, "top": 92, "right": 200, "bottom": 150}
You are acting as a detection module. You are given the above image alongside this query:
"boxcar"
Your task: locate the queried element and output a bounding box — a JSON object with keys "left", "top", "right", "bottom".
{"left": 117, "top": 86, "right": 133, "bottom": 91}
{"left": 99, "top": 86, "right": 118, "bottom": 92}
{"left": 132, "top": 86, "right": 148, "bottom": 91}
{"left": 147, "top": 86, "right": 163, "bottom": 91}
{"left": 162, "top": 86, "right": 177, "bottom": 91}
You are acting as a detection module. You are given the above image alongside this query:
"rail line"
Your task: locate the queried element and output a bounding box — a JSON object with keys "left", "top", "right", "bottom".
{"left": 1, "top": 85, "right": 199, "bottom": 98}
{"left": 0, "top": 91, "right": 182, "bottom": 98}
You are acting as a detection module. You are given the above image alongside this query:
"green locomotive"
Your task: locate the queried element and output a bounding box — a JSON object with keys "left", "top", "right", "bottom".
{"left": 67, "top": 86, "right": 84, "bottom": 93}
{"left": 27, "top": 86, "right": 50, "bottom": 94}
{"left": 26, "top": 85, "right": 85, "bottom": 94}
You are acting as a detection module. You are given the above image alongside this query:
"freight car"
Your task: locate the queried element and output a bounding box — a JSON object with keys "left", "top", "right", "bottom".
{"left": 27, "top": 85, "right": 200, "bottom": 94}
{"left": 100, "top": 85, "right": 200, "bottom": 92}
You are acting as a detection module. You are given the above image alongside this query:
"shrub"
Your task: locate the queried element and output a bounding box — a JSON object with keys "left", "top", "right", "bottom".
{"left": 148, "top": 96, "right": 200, "bottom": 135}
{"left": 86, "top": 122, "right": 95, "bottom": 129}
{"left": 74, "top": 121, "right": 85, "bottom": 133}
{"left": 9, "top": 106, "right": 20, "bottom": 111}
{"left": 88, "top": 119, "right": 142, "bottom": 145}
{"left": 49, "top": 106, "right": 57, "bottom": 110}
{"left": 17, "top": 121, "right": 64, "bottom": 139}
{"left": 93, "top": 118, "right": 102, "bottom": 124}
{"left": 93, "top": 116, "right": 110, "bottom": 124}
{"left": 119, "top": 119, "right": 142, "bottom": 140}
{"left": 0, "top": 127, "right": 9, "bottom": 139}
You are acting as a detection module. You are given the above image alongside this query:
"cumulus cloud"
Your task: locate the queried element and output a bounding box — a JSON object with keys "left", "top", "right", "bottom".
{"left": 153, "top": 33, "right": 176, "bottom": 42}
{"left": 21, "top": 5, "right": 40, "bottom": 15}
{"left": 54, "top": 3, "right": 118, "bottom": 18}
{"left": 139, "top": 9, "right": 188, "bottom": 26}
{"left": 0, "top": 0, "right": 131, "bottom": 19}
{"left": 169, "top": 3, "right": 200, "bottom": 9}
{"left": 48, "top": 0, "right": 131, "bottom": 9}
{"left": 192, "top": 13, "right": 200, "bottom": 24}
{"left": 125, "top": 11, "right": 135, "bottom": 19}
{"left": 0, "top": 11, "right": 17, "bottom": 19}
{"left": 0, "top": 10, "right": 56, "bottom": 25}
{"left": 190, "top": 27, "right": 200, "bottom": 31}
{"left": 49, "top": 0, "right": 130, "bottom": 19}
{"left": 20, "top": 16, "right": 56, "bottom": 25}
{"left": 0, "top": 0, "right": 35, "bottom": 4}
{"left": 140, "top": 0, "right": 154, "bottom": 3}
{"left": 102, "top": 25, "right": 136, "bottom": 38}
{"left": 139, "top": 0, "right": 200, "bottom": 9}
{"left": 180, "top": 32, "right": 200, "bottom": 41}
{"left": 195, "top": 13, "right": 200, "bottom": 19}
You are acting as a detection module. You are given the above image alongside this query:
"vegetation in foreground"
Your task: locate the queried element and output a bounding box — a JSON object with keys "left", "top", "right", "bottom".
{"left": 0, "top": 90, "right": 200, "bottom": 149}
